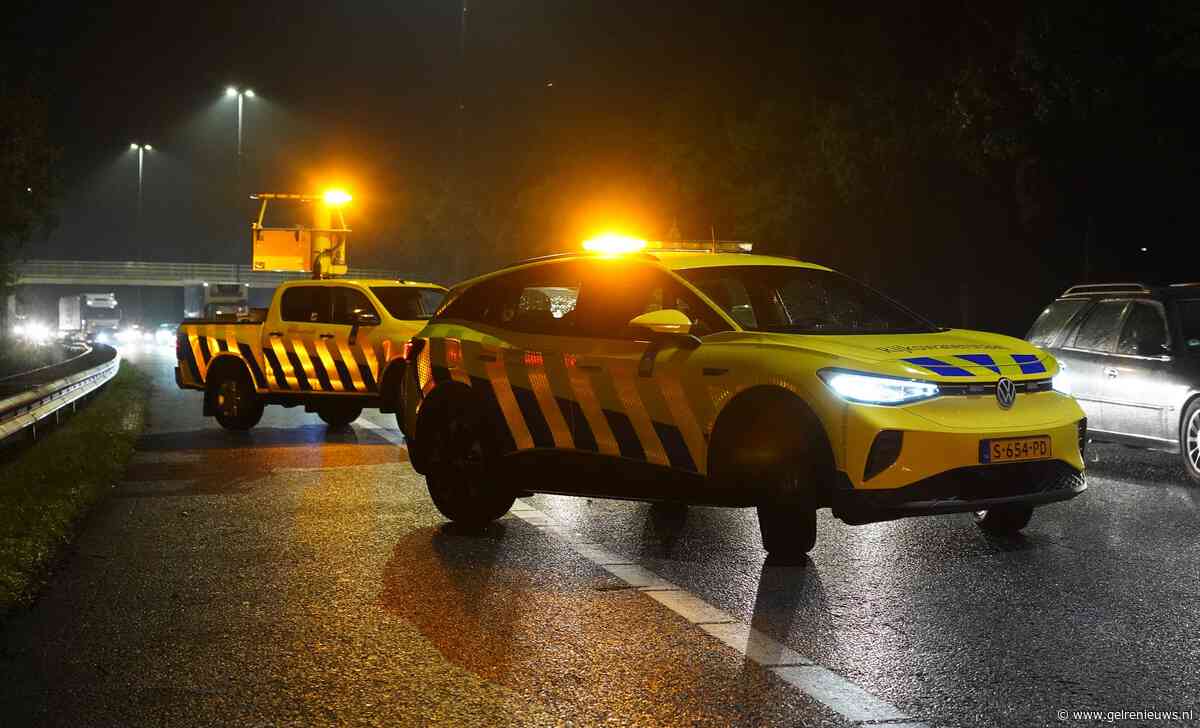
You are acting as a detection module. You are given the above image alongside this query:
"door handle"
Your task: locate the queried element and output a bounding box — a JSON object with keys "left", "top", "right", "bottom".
{"left": 1105, "top": 367, "right": 1119, "bottom": 378}
{"left": 577, "top": 363, "right": 603, "bottom": 372}
{"left": 319, "top": 333, "right": 336, "bottom": 340}
{"left": 268, "top": 331, "right": 284, "bottom": 337}
{"left": 477, "top": 353, "right": 497, "bottom": 362}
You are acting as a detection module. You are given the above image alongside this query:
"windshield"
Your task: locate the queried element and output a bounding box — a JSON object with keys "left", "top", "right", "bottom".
{"left": 676, "top": 265, "right": 938, "bottom": 334}
{"left": 371, "top": 286, "right": 445, "bottom": 320}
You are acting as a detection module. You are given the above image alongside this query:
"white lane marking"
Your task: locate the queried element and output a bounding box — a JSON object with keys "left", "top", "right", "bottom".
{"left": 353, "top": 416, "right": 406, "bottom": 446}
{"left": 700, "top": 622, "right": 812, "bottom": 667}
{"left": 508, "top": 504, "right": 925, "bottom": 727}
{"left": 645, "top": 590, "right": 736, "bottom": 625}
{"left": 773, "top": 665, "right": 912, "bottom": 723}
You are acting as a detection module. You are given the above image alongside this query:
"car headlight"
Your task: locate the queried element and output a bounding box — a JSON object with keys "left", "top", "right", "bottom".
{"left": 818, "top": 369, "right": 940, "bottom": 405}
{"left": 1052, "top": 368, "right": 1072, "bottom": 395}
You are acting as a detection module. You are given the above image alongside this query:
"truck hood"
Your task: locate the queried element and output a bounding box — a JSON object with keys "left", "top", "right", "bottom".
{"left": 749, "top": 328, "right": 1053, "bottom": 380}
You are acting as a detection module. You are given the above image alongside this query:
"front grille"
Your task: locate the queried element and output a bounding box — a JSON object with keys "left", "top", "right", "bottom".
{"left": 939, "top": 378, "right": 1053, "bottom": 396}
{"left": 864, "top": 460, "right": 1084, "bottom": 506}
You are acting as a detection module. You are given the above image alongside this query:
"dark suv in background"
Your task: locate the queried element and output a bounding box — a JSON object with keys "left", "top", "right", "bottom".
{"left": 1027, "top": 283, "right": 1200, "bottom": 485}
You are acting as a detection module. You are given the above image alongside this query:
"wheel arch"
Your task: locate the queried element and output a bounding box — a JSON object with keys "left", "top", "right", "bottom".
{"left": 409, "top": 379, "right": 477, "bottom": 474}
{"left": 707, "top": 385, "right": 836, "bottom": 506}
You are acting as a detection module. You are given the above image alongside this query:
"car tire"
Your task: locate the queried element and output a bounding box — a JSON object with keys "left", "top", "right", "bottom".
{"left": 973, "top": 504, "right": 1034, "bottom": 534}
{"left": 424, "top": 394, "right": 514, "bottom": 528}
{"left": 318, "top": 403, "right": 363, "bottom": 429}
{"left": 209, "top": 367, "right": 263, "bottom": 431}
{"left": 1180, "top": 399, "right": 1200, "bottom": 487}
{"left": 757, "top": 501, "right": 817, "bottom": 564}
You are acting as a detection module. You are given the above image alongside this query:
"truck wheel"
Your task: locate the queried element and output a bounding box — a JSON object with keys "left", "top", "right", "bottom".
{"left": 209, "top": 368, "right": 263, "bottom": 431}
{"left": 973, "top": 504, "right": 1034, "bottom": 534}
{"left": 424, "top": 395, "right": 514, "bottom": 528}
{"left": 318, "top": 403, "right": 363, "bottom": 429}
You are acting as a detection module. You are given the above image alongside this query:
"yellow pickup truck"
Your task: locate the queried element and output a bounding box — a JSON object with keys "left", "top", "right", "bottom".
{"left": 175, "top": 278, "right": 445, "bottom": 430}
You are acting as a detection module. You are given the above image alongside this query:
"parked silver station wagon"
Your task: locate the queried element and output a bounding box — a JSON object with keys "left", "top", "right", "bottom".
{"left": 1027, "top": 283, "right": 1200, "bottom": 485}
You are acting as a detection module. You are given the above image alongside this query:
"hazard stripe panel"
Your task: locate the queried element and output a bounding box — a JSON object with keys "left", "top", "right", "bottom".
{"left": 482, "top": 353, "right": 534, "bottom": 451}
{"left": 610, "top": 367, "right": 669, "bottom": 466}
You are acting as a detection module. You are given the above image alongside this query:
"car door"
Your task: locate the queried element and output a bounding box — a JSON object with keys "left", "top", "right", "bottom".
{"left": 465, "top": 262, "right": 582, "bottom": 454}
{"left": 1107, "top": 300, "right": 1174, "bottom": 443}
{"left": 264, "top": 284, "right": 331, "bottom": 393}
{"left": 569, "top": 260, "right": 723, "bottom": 477}
{"left": 1060, "top": 299, "right": 1129, "bottom": 434}
{"left": 326, "top": 285, "right": 384, "bottom": 393}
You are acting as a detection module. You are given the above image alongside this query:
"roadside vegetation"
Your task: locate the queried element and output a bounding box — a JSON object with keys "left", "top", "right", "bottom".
{"left": 0, "top": 337, "right": 70, "bottom": 379}
{"left": 0, "top": 363, "right": 148, "bottom": 615}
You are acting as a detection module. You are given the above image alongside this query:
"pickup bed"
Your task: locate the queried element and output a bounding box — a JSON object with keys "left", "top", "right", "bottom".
{"left": 176, "top": 278, "right": 445, "bottom": 430}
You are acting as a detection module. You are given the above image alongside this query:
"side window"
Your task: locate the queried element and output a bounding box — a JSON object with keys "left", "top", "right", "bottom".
{"left": 575, "top": 262, "right": 731, "bottom": 339}
{"left": 489, "top": 263, "right": 581, "bottom": 335}
{"left": 280, "top": 286, "right": 331, "bottom": 323}
{"left": 1070, "top": 300, "right": 1128, "bottom": 353}
{"left": 1027, "top": 299, "right": 1089, "bottom": 347}
{"left": 1117, "top": 302, "right": 1169, "bottom": 356}
{"left": 1179, "top": 299, "right": 1200, "bottom": 352}
{"left": 435, "top": 282, "right": 494, "bottom": 323}
{"left": 331, "top": 287, "right": 378, "bottom": 325}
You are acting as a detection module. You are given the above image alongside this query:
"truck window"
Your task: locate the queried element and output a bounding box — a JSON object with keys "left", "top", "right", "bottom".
{"left": 332, "top": 287, "right": 378, "bottom": 325}
{"left": 280, "top": 286, "right": 331, "bottom": 323}
{"left": 1070, "top": 300, "right": 1127, "bottom": 353}
{"left": 1027, "top": 299, "right": 1088, "bottom": 347}
{"left": 371, "top": 287, "right": 445, "bottom": 320}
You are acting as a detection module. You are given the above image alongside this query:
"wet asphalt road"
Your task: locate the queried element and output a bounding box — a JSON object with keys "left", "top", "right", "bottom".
{"left": 1, "top": 345, "right": 1198, "bottom": 727}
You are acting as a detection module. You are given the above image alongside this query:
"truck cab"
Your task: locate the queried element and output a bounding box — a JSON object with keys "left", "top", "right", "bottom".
{"left": 176, "top": 278, "right": 445, "bottom": 430}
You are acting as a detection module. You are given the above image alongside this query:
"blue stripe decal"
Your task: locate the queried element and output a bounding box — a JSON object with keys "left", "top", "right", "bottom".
{"left": 956, "top": 354, "right": 1001, "bottom": 373}
{"left": 1011, "top": 354, "right": 1047, "bottom": 374}
{"left": 902, "top": 357, "right": 975, "bottom": 377}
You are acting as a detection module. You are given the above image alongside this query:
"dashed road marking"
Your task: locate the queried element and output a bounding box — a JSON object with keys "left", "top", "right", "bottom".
{"left": 357, "top": 414, "right": 927, "bottom": 726}
{"left": 508, "top": 506, "right": 926, "bottom": 727}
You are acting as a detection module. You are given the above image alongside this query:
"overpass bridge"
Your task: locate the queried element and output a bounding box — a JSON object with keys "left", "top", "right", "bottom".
{"left": 12, "top": 260, "right": 426, "bottom": 289}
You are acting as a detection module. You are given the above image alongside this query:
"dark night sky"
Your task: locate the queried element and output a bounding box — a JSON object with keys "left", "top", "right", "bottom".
{"left": 5, "top": 1, "right": 1198, "bottom": 332}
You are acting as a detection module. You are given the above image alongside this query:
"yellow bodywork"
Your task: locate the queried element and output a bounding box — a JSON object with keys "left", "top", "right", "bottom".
{"left": 406, "top": 252, "right": 1086, "bottom": 494}
{"left": 177, "top": 279, "right": 444, "bottom": 400}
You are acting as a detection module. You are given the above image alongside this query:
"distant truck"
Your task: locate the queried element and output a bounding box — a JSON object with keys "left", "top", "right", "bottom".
{"left": 184, "top": 282, "right": 250, "bottom": 321}
{"left": 59, "top": 293, "right": 122, "bottom": 341}
{"left": 175, "top": 278, "right": 445, "bottom": 430}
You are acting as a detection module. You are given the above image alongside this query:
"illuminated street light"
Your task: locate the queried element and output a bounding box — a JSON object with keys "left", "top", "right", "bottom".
{"left": 129, "top": 143, "right": 153, "bottom": 218}
{"left": 223, "top": 85, "right": 256, "bottom": 166}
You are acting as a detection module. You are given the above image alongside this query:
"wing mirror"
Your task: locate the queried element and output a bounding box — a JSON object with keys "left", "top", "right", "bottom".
{"left": 627, "top": 309, "right": 702, "bottom": 348}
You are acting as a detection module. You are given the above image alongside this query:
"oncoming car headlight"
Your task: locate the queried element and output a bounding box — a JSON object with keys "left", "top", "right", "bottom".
{"left": 818, "top": 369, "right": 940, "bottom": 405}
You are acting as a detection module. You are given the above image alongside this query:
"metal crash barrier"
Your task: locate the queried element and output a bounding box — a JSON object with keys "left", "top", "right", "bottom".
{"left": 0, "top": 345, "right": 121, "bottom": 444}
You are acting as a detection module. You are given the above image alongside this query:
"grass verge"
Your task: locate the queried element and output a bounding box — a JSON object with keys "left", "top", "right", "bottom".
{"left": 0, "top": 362, "right": 149, "bottom": 615}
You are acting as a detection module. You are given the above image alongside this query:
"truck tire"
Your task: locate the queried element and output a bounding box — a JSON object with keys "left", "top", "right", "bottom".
{"left": 209, "top": 367, "right": 263, "bottom": 431}
{"left": 423, "top": 393, "right": 514, "bottom": 528}
{"left": 318, "top": 403, "right": 363, "bottom": 429}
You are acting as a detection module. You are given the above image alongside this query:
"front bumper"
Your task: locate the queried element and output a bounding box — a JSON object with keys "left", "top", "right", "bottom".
{"left": 831, "top": 460, "right": 1086, "bottom": 525}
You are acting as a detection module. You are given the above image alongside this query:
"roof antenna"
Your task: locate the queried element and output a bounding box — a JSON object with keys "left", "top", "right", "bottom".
{"left": 710, "top": 225, "right": 717, "bottom": 253}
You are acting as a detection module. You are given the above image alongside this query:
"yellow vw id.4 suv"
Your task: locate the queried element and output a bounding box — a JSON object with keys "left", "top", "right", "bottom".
{"left": 402, "top": 240, "right": 1086, "bottom": 560}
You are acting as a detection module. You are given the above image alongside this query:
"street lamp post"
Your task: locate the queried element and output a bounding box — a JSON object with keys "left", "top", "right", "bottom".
{"left": 224, "top": 86, "right": 255, "bottom": 174}
{"left": 129, "top": 143, "right": 153, "bottom": 219}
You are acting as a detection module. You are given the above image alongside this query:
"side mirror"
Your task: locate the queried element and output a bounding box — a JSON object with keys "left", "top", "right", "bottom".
{"left": 628, "top": 309, "right": 693, "bottom": 335}
{"left": 354, "top": 311, "right": 381, "bottom": 327}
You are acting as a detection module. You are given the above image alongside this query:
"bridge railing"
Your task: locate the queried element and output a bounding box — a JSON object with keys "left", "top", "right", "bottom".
{"left": 13, "top": 260, "right": 422, "bottom": 288}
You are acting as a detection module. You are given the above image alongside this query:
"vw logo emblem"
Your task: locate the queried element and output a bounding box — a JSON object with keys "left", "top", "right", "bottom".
{"left": 996, "top": 377, "right": 1016, "bottom": 409}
